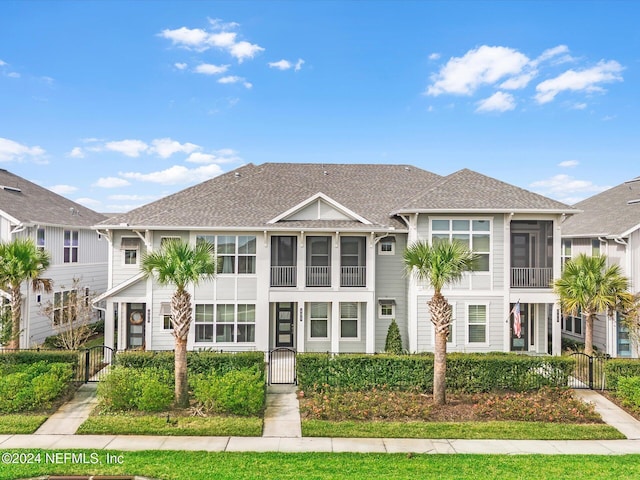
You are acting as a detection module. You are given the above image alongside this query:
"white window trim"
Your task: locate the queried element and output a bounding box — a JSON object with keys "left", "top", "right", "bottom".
{"left": 431, "top": 301, "right": 456, "bottom": 346}
{"left": 121, "top": 236, "right": 141, "bottom": 267}
{"left": 214, "top": 235, "right": 258, "bottom": 276}
{"left": 429, "top": 217, "right": 492, "bottom": 275}
{"left": 193, "top": 303, "right": 257, "bottom": 344}
{"left": 465, "top": 302, "right": 489, "bottom": 346}
{"left": 377, "top": 237, "right": 396, "bottom": 256}
{"left": 339, "top": 302, "right": 361, "bottom": 341}
{"left": 307, "top": 302, "right": 330, "bottom": 341}
{"left": 378, "top": 298, "right": 396, "bottom": 318}
{"left": 63, "top": 230, "right": 79, "bottom": 264}
{"left": 36, "top": 227, "right": 46, "bottom": 251}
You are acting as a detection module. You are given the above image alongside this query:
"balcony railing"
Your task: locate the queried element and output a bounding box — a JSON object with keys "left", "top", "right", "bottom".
{"left": 271, "top": 266, "right": 297, "bottom": 287}
{"left": 306, "top": 266, "right": 331, "bottom": 287}
{"left": 511, "top": 267, "right": 553, "bottom": 288}
{"left": 340, "top": 266, "right": 366, "bottom": 287}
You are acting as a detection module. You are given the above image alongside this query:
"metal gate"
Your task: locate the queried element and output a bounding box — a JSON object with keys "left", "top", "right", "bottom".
{"left": 569, "top": 353, "right": 607, "bottom": 390}
{"left": 269, "top": 347, "right": 296, "bottom": 385}
{"left": 79, "top": 345, "right": 115, "bottom": 383}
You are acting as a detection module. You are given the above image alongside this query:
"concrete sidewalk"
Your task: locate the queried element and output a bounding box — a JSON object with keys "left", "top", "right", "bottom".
{"left": 34, "top": 383, "right": 99, "bottom": 435}
{"left": 262, "top": 385, "right": 302, "bottom": 438}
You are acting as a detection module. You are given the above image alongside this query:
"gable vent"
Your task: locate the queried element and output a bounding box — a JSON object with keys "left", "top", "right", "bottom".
{"left": 627, "top": 199, "right": 640, "bottom": 205}
{"left": 0, "top": 185, "right": 21, "bottom": 193}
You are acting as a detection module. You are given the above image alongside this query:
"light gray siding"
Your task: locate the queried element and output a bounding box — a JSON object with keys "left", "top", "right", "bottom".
{"left": 375, "top": 234, "right": 408, "bottom": 351}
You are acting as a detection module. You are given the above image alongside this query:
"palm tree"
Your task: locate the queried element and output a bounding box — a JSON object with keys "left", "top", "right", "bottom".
{"left": 0, "top": 238, "right": 52, "bottom": 349}
{"left": 403, "top": 239, "right": 477, "bottom": 405}
{"left": 553, "top": 253, "right": 632, "bottom": 356}
{"left": 141, "top": 238, "right": 216, "bottom": 407}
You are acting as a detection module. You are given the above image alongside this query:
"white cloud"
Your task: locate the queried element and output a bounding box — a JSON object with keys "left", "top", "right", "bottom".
{"left": 500, "top": 71, "right": 537, "bottom": 90}
{"left": 93, "top": 177, "right": 131, "bottom": 188}
{"left": 558, "top": 160, "right": 579, "bottom": 168}
{"left": 531, "top": 45, "right": 571, "bottom": 67}
{"left": 150, "top": 138, "right": 200, "bottom": 158}
{"left": 572, "top": 103, "right": 588, "bottom": 110}
{"left": 229, "top": 41, "right": 264, "bottom": 63}
{"left": 295, "top": 59, "right": 305, "bottom": 71}
{"left": 194, "top": 63, "right": 229, "bottom": 75}
{"left": 160, "top": 21, "right": 263, "bottom": 62}
{"left": 104, "top": 139, "right": 149, "bottom": 157}
{"left": 0, "top": 137, "right": 46, "bottom": 162}
{"left": 426, "top": 46, "right": 530, "bottom": 96}
{"left": 475, "top": 92, "right": 516, "bottom": 112}
{"left": 108, "top": 194, "right": 158, "bottom": 201}
{"left": 47, "top": 184, "right": 78, "bottom": 195}
{"left": 174, "top": 62, "right": 188, "bottom": 70}
{"left": 69, "top": 147, "right": 84, "bottom": 158}
{"left": 186, "top": 148, "right": 240, "bottom": 164}
{"left": 75, "top": 197, "right": 101, "bottom": 208}
{"left": 535, "top": 60, "right": 624, "bottom": 104}
{"left": 429, "top": 53, "right": 441, "bottom": 61}
{"left": 0, "top": 59, "right": 5, "bottom": 66}
{"left": 120, "top": 164, "right": 224, "bottom": 185}
{"left": 269, "top": 59, "right": 292, "bottom": 70}
{"left": 7, "top": 72, "right": 20, "bottom": 78}
{"left": 530, "top": 174, "right": 609, "bottom": 203}
{"left": 218, "top": 76, "right": 252, "bottom": 88}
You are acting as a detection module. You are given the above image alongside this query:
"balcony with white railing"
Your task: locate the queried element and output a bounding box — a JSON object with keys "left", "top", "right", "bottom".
{"left": 340, "top": 266, "right": 366, "bottom": 287}
{"left": 270, "top": 266, "right": 297, "bottom": 287}
{"left": 511, "top": 267, "right": 553, "bottom": 288}
{"left": 306, "top": 266, "right": 331, "bottom": 287}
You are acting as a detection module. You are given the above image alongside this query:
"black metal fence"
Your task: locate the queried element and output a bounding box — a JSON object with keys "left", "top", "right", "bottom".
{"left": 569, "top": 353, "right": 608, "bottom": 390}
{"left": 268, "top": 347, "right": 297, "bottom": 385}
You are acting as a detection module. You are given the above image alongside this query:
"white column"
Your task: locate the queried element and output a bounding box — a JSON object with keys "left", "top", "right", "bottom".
{"left": 366, "top": 299, "right": 375, "bottom": 353}
{"left": 297, "top": 233, "right": 305, "bottom": 290}
{"left": 552, "top": 303, "right": 562, "bottom": 356}
{"left": 297, "top": 303, "right": 305, "bottom": 353}
{"left": 105, "top": 301, "right": 115, "bottom": 350}
{"left": 331, "top": 301, "right": 340, "bottom": 352}
{"left": 407, "top": 214, "right": 419, "bottom": 352}
{"left": 332, "top": 232, "right": 340, "bottom": 290}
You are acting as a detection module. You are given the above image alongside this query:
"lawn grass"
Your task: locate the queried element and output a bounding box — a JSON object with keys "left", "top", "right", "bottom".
{"left": 2, "top": 451, "right": 640, "bottom": 480}
{"left": 302, "top": 420, "right": 625, "bottom": 440}
{"left": 76, "top": 414, "right": 263, "bottom": 436}
{"left": 0, "top": 415, "right": 47, "bottom": 434}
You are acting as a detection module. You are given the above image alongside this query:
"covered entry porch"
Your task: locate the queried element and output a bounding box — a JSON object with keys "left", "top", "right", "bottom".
{"left": 268, "top": 291, "right": 376, "bottom": 353}
{"left": 508, "top": 293, "right": 561, "bottom": 355}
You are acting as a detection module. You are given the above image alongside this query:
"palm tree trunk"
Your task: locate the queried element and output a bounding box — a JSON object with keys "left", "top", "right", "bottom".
{"left": 429, "top": 292, "right": 451, "bottom": 405}
{"left": 172, "top": 289, "right": 193, "bottom": 408}
{"left": 174, "top": 336, "right": 189, "bottom": 407}
{"left": 584, "top": 312, "right": 594, "bottom": 356}
{"left": 8, "top": 285, "right": 22, "bottom": 349}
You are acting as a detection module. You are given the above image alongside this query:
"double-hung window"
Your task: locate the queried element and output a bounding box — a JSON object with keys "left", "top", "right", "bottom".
{"left": 309, "top": 302, "right": 329, "bottom": 339}
{"left": 431, "top": 219, "right": 490, "bottom": 271}
{"left": 467, "top": 304, "right": 487, "bottom": 343}
{"left": 195, "top": 304, "right": 214, "bottom": 342}
{"left": 36, "top": 228, "right": 45, "bottom": 252}
{"left": 237, "top": 304, "right": 256, "bottom": 342}
{"left": 562, "top": 239, "right": 572, "bottom": 268}
{"left": 121, "top": 237, "right": 140, "bottom": 265}
{"left": 340, "top": 302, "right": 359, "bottom": 339}
{"left": 63, "top": 230, "right": 79, "bottom": 263}
{"left": 200, "top": 235, "right": 256, "bottom": 275}
{"left": 194, "top": 303, "right": 256, "bottom": 343}
{"left": 53, "top": 289, "right": 77, "bottom": 325}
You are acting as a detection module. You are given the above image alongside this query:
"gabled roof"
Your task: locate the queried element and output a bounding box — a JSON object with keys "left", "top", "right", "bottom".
{"left": 98, "top": 163, "right": 442, "bottom": 231}
{"left": 394, "top": 168, "right": 577, "bottom": 214}
{"left": 561, "top": 176, "right": 640, "bottom": 238}
{"left": 0, "top": 169, "right": 106, "bottom": 227}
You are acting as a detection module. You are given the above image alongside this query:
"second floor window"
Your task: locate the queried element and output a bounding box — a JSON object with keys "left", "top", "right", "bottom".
{"left": 36, "top": 228, "right": 45, "bottom": 252}
{"left": 63, "top": 230, "right": 79, "bottom": 263}
{"left": 197, "top": 235, "right": 256, "bottom": 274}
{"left": 431, "top": 219, "right": 490, "bottom": 271}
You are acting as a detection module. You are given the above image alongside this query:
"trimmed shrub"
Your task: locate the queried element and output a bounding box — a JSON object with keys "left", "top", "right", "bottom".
{"left": 0, "top": 350, "right": 79, "bottom": 369}
{"left": 384, "top": 319, "right": 403, "bottom": 354}
{"left": 297, "top": 352, "right": 573, "bottom": 393}
{"left": 0, "top": 361, "right": 74, "bottom": 412}
{"left": 193, "top": 367, "right": 265, "bottom": 416}
{"left": 97, "top": 366, "right": 173, "bottom": 412}
{"left": 604, "top": 359, "right": 640, "bottom": 390}
{"left": 115, "top": 351, "right": 265, "bottom": 380}
{"left": 615, "top": 376, "right": 640, "bottom": 410}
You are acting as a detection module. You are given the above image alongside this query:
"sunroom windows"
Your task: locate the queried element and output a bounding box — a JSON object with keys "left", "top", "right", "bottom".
{"left": 431, "top": 219, "right": 490, "bottom": 271}
{"left": 194, "top": 303, "right": 256, "bottom": 344}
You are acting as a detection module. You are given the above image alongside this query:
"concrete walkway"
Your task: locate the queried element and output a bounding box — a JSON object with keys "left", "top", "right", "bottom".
{"left": 5, "top": 385, "right": 640, "bottom": 454}
{"left": 262, "top": 385, "right": 302, "bottom": 438}
{"left": 34, "top": 383, "right": 99, "bottom": 435}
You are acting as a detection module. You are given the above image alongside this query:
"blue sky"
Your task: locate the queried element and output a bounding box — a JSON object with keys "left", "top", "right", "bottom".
{"left": 1, "top": 1, "right": 638, "bottom": 213}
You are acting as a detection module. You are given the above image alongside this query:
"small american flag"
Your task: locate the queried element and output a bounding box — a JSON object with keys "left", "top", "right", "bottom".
{"left": 513, "top": 302, "right": 522, "bottom": 339}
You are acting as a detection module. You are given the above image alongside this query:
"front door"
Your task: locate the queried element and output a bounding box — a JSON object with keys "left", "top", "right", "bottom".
{"left": 510, "top": 302, "right": 528, "bottom": 352}
{"left": 275, "top": 302, "right": 294, "bottom": 348}
{"left": 126, "top": 303, "right": 145, "bottom": 350}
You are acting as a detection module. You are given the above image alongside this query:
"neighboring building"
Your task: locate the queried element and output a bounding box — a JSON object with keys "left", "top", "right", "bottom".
{"left": 94, "top": 163, "right": 576, "bottom": 355}
{"left": 560, "top": 176, "right": 640, "bottom": 358}
{"left": 0, "top": 169, "right": 109, "bottom": 348}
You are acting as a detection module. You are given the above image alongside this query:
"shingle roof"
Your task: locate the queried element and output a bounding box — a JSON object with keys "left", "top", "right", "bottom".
{"left": 0, "top": 169, "right": 106, "bottom": 227}
{"left": 561, "top": 176, "right": 640, "bottom": 237}
{"left": 395, "top": 168, "right": 577, "bottom": 213}
{"left": 98, "top": 163, "right": 443, "bottom": 230}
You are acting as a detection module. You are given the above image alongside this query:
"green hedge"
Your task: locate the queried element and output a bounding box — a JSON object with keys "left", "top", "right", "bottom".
{"left": 297, "top": 353, "right": 574, "bottom": 393}
{"left": 604, "top": 359, "right": 640, "bottom": 390}
{"left": 115, "top": 351, "right": 265, "bottom": 380}
{"left": 0, "top": 350, "right": 80, "bottom": 370}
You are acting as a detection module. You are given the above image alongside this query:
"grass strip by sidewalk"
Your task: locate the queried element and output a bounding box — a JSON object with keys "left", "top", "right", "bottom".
{"left": 2, "top": 451, "right": 640, "bottom": 480}
{"left": 302, "top": 420, "right": 625, "bottom": 440}
{"left": 0, "top": 415, "right": 48, "bottom": 434}
{"left": 76, "top": 414, "right": 262, "bottom": 436}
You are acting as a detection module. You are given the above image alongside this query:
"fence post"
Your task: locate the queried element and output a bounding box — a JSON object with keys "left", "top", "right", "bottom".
{"left": 84, "top": 349, "right": 90, "bottom": 384}
{"left": 588, "top": 355, "right": 594, "bottom": 390}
